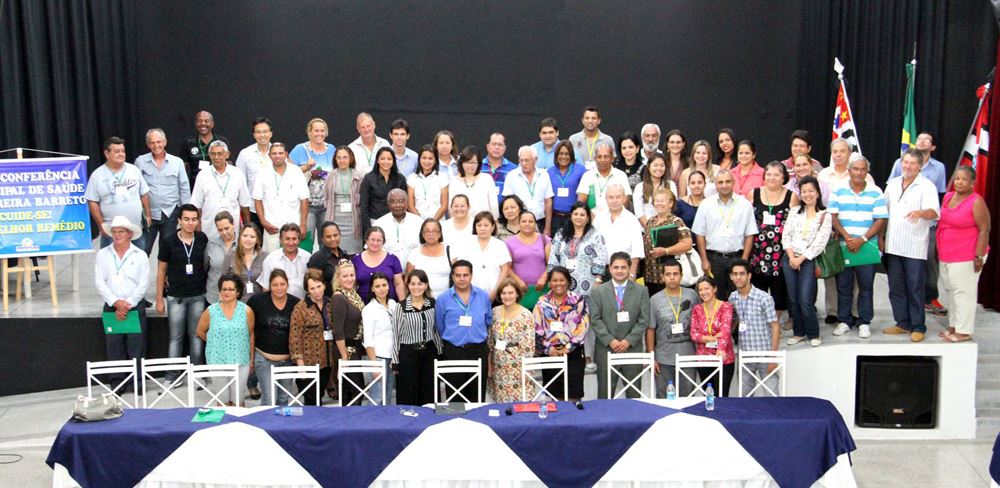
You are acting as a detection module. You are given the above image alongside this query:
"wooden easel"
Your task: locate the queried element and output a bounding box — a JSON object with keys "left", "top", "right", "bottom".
{"left": 1, "top": 148, "right": 59, "bottom": 312}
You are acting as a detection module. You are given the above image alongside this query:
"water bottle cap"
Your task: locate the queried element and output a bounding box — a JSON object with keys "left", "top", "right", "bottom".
{"left": 707, "top": 382, "right": 713, "bottom": 387}
{"left": 667, "top": 380, "right": 673, "bottom": 384}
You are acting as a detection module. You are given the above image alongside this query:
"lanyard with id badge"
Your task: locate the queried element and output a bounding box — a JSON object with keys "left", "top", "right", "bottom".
{"left": 615, "top": 286, "right": 630, "bottom": 323}
{"left": 112, "top": 250, "right": 132, "bottom": 286}
{"left": 454, "top": 290, "right": 474, "bottom": 328}
{"left": 704, "top": 301, "right": 721, "bottom": 349}
{"left": 320, "top": 300, "right": 334, "bottom": 341}
{"left": 718, "top": 201, "right": 737, "bottom": 238}
{"left": 665, "top": 290, "right": 684, "bottom": 335}
{"left": 181, "top": 237, "right": 195, "bottom": 275}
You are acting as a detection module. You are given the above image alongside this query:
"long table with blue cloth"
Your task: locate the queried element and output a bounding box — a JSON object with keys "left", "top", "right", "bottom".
{"left": 48, "top": 397, "right": 858, "bottom": 488}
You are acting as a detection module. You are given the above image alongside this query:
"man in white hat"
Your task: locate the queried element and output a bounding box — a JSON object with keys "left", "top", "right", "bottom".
{"left": 94, "top": 216, "right": 149, "bottom": 381}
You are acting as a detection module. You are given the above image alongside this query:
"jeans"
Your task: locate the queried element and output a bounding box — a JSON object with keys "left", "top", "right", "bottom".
{"left": 253, "top": 351, "right": 294, "bottom": 406}
{"left": 836, "top": 264, "right": 875, "bottom": 326}
{"left": 707, "top": 251, "right": 739, "bottom": 300}
{"left": 142, "top": 210, "right": 178, "bottom": 256}
{"left": 886, "top": 254, "right": 927, "bottom": 332}
{"left": 655, "top": 363, "right": 694, "bottom": 398}
{"left": 367, "top": 357, "right": 395, "bottom": 405}
{"left": 305, "top": 206, "right": 326, "bottom": 252}
{"left": 781, "top": 256, "right": 819, "bottom": 339}
{"left": 167, "top": 295, "right": 206, "bottom": 378}
{"left": 925, "top": 234, "right": 939, "bottom": 303}
{"left": 739, "top": 362, "right": 780, "bottom": 397}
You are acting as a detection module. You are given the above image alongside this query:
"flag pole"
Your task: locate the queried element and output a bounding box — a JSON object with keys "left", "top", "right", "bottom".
{"left": 834, "top": 57, "right": 863, "bottom": 155}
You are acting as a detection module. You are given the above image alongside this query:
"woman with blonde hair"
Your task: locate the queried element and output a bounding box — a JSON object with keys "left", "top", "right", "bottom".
{"left": 678, "top": 140, "right": 719, "bottom": 198}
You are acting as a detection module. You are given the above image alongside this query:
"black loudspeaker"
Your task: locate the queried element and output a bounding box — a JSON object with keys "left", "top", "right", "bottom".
{"left": 855, "top": 356, "right": 938, "bottom": 429}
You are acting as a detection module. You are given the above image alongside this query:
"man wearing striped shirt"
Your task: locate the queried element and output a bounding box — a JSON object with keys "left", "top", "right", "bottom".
{"left": 880, "top": 149, "right": 940, "bottom": 342}
{"left": 828, "top": 155, "right": 887, "bottom": 339}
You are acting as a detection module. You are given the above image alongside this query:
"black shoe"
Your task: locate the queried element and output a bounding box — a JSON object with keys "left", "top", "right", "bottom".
{"left": 248, "top": 387, "right": 261, "bottom": 400}
{"left": 824, "top": 315, "right": 839, "bottom": 324}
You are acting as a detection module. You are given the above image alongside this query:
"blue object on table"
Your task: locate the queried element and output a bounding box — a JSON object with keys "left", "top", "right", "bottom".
{"left": 46, "top": 409, "right": 235, "bottom": 488}
{"left": 238, "top": 405, "right": 448, "bottom": 488}
{"left": 465, "top": 399, "right": 679, "bottom": 488}
{"left": 684, "top": 397, "right": 856, "bottom": 488}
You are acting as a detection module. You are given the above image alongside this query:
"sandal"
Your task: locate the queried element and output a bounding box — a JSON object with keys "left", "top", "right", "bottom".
{"left": 248, "top": 387, "right": 262, "bottom": 400}
{"left": 948, "top": 334, "right": 972, "bottom": 343}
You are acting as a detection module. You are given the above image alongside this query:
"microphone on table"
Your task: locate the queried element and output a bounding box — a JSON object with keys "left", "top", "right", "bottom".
{"left": 505, "top": 407, "right": 513, "bottom": 416}
{"left": 574, "top": 401, "right": 584, "bottom": 410}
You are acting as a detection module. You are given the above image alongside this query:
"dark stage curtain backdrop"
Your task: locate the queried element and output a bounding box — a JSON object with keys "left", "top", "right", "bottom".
{"left": 0, "top": 0, "right": 140, "bottom": 173}
{"left": 796, "top": 0, "right": 949, "bottom": 184}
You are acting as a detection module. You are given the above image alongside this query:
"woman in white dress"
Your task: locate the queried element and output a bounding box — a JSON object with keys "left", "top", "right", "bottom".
{"left": 407, "top": 145, "right": 449, "bottom": 221}
{"left": 441, "top": 194, "right": 472, "bottom": 245}
{"left": 456, "top": 211, "right": 510, "bottom": 302}
{"left": 406, "top": 219, "right": 453, "bottom": 299}
{"left": 448, "top": 146, "right": 499, "bottom": 219}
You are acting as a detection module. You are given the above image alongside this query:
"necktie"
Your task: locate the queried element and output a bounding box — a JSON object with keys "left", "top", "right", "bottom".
{"left": 615, "top": 285, "right": 625, "bottom": 308}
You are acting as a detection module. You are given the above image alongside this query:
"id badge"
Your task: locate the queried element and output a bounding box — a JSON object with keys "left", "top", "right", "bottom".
{"left": 495, "top": 340, "right": 507, "bottom": 351}
{"left": 339, "top": 202, "right": 352, "bottom": 212}
{"left": 739, "top": 321, "right": 747, "bottom": 333}
{"left": 550, "top": 321, "right": 564, "bottom": 332}
{"left": 721, "top": 225, "right": 736, "bottom": 237}
{"left": 245, "top": 281, "right": 254, "bottom": 295}
{"left": 706, "top": 340, "right": 719, "bottom": 349}
{"left": 323, "top": 330, "right": 333, "bottom": 341}
{"left": 671, "top": 322, "right": 684, "bottom": 334}
{"left": 459, "top": 315, "right": 473, "bottom": 327}
{"left": 617, "top": 311, "right": 630, "bottom": 323}
{"left": 557, "top": 187, "right": 569, "bottom": 197}
{"left": 565, "top": 258, "right": 577, "bottom": 270}
{"left": 114, "top": 184, "right": 128, "bottom": 197}
{"left": 185, "top": 263, "right": 194, "bottom": 275}
{"left": 762, "top": 212, "right": 776, "bottom": 226}
{"left": 198, "top": 160, "right": 210, "bottom": 170}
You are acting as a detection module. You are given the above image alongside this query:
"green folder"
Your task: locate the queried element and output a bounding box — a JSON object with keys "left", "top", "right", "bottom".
{"left": 102, "top": 311, "right": 141, "bottom": 334}
{"left": 841, "top": 240, "right": 881, "bottom": 268}
{"left": 192, "top": 409, "right": 226, "bottom": 423}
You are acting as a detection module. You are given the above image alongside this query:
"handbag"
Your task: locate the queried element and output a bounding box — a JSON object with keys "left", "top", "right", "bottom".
{"left": 72, "top": 393, "right": 124, "bottom": 422}
{"left": 812, "top": 213, "right": 844, "bottom": 279}
{"left": 678, "top": 249, "right": 704, "bottom": 287}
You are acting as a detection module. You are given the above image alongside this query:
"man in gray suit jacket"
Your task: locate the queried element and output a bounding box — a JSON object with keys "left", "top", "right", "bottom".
{"left": 591, "top": 251, "right": 651, "bottom": 399}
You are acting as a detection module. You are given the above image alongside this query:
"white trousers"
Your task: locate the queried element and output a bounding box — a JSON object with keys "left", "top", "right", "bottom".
{"left": 939, "top": 260, "right": 980, "bottom": 334}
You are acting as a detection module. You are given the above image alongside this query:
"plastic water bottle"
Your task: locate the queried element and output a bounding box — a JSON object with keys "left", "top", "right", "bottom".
{"left": 538, "top": 402, "right": 548, "bottom": 419}
{"left": 705, "top": 383, "right": 716, "bottom": 411}
{"left": 666, "top": 380, "right": 676, "bottom": 400}
{"left": 275, "top": 406, "right": 303, "bottom": 416}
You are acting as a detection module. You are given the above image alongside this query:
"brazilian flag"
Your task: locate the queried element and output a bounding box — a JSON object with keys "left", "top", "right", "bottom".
{"left": 900, "top": 60, "right": 917, "bottom": 154}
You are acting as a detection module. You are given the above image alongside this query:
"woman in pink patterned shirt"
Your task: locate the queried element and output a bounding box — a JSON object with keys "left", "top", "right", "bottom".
{"left": 689, "top": 276, "right": 737, "bottom": 397}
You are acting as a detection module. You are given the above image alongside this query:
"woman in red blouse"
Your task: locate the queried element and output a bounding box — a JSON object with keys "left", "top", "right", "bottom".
{"left": 689, "top": 276, "right": 737, "bottom": 397}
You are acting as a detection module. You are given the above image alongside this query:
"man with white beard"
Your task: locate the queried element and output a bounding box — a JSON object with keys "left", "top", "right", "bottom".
{"left": 641, "top": 123, "right": 663, "bottom": 162}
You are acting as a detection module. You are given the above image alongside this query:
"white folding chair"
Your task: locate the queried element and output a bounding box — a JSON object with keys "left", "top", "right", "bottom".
{"left": 433, "top": 359, "right": 483, "bottom": 404}
{"left": 675, "top": 354, "right": 723, "bottom": 397}
{"left": 86, "top": 359, "right": 139, "bottom": 409}
{"left": 338, "top": 360, "right": 386, "bottom": 406}
{"left": 141, "top": 357, "right": 191, "bottom": 408}
{"left": 189, "top": 364, "right": 239, "bottom": 407}
{"left": 272, "top": 364, "right": 320, "bottom": 406}
{"left": 737, "top": 350, "right": 786, "bottom": 397}
{"left": 521, "top": 356, "right": 568, "bottom": 401}
{"left": 606, "top": 352, "right": 655, "bottom": 399}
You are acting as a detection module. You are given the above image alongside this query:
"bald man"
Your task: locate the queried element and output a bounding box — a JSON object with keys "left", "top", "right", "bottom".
{"left": 181, "top": 110, "right": 229, "bottom": 189}
{"left": 373, "top": 188, "right": 423, "bottom": 264}
{"left": 348, "top": 112, "right": 391, "bottom": 174}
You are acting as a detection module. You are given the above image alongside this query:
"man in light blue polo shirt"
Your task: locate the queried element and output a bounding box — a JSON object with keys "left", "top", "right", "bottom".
{"left": 531, "top": 118, "right": 560, "bottom": 170}
{"left": 887, "top": 131, "right": 947, "bottom": 315}
{"left": 828, "top": 155, "right": 887, "bottom": 339}
{"left": 136, "top": 128, "right": 190, "bottom": 255}
{"left": 435, "top": 260, "right": 492, "bottom": 401}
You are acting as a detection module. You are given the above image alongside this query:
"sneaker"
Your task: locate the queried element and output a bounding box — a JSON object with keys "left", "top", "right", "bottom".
{"left": 824, "top": 315, "right": 839, "bottom": 325}
{"left": 585, "top": 363, "right": 597, "bottom": 374}
{"left": 809, "top": 338, "right": 823, "bottom": 347}
{"left": 787, "top": 336, "right": 806, "bottom": 345}
{"left": 911, "top": 331, "right": 926, "bottom": 342}
{"left": 832, "top": 323, "right": 850, "bottom": 336}
{"left": 858, "top": 324, "right": 871, "bottom": 339}
{"left": 925, "top": 299, "right": 947, "bottom": 316}
{"left": 882, "top": 325, "right": 909, "bottom": 335}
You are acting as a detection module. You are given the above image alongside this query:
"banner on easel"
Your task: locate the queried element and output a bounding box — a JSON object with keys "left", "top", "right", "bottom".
{"left": 0, "top": 157, "right": 92, "bottom": 258}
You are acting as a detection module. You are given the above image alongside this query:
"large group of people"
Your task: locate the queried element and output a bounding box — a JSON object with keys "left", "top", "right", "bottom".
{"left": 90, "top": 106, "right": 991, "bottom": 404}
